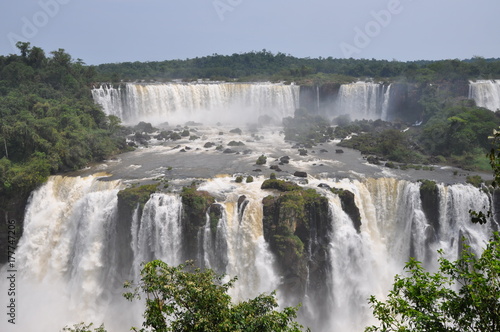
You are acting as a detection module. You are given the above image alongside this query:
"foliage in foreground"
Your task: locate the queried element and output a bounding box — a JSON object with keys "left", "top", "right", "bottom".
{"left": 63, "top": 260, "right": 306, "bottom": 332}
{"left": 365, "top": 234, "right": 500, "bottom": 332}
{"left": 123, "top": 260, "right": 306, "bottom": 332}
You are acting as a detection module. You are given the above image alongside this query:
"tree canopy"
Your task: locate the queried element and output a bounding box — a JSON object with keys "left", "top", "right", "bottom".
{"left": 123, "top": 260, "right": 306, "bottom": 332}
{"left": 63, "top": 260, "right": 307, "bottom": 332}
{"left": 94, "top": 50, "right": 500, "bottom": 84}
{"left": 365, "top": 237, "right": 500, "bottom": 332}
{"left": 0, "top": 42, "right": 129, "bottom": 198}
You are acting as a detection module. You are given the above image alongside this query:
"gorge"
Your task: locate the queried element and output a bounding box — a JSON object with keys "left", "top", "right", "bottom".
{"left": 2, "top": 80, "right": 499, "bottom": 332}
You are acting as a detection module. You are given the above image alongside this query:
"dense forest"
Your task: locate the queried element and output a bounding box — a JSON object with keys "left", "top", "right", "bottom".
{"left": 95, "top": 50, "right": 500, "bottom": 83}
{"left": 0, "top": 42, "right": 128, "bottom": 202}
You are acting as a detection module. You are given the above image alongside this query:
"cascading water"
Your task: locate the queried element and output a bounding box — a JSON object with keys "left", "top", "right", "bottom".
{"left": 436, "top": 184, "right": 493, "bottom": 259}
{"left": 2, "top": 174, "right": 496, "bottom": 332}
{"left": 381, "top": 84, "right": 392, "bottom": 121}
{"left": 202, "top": 204, "right": 229, "bottom": 274}
{"left": 335, "top": 82, "right": 392, "bottom": 121}
{"left": 131, "top": 194, "right": 183, "bottom": 275}
{"left": 198, "top": 178, "right": 281, "bottom": 301}
{"left": 0, "top": 175, "right": 133, "bottom": 332}
{"left": 469, "top": 80, "right": 500, "bottom": 112}
{"left": 308, "top": 177, "right": 494, "bottom": 332}
{"left": 316, "top": 178, "right": 425, "bottom": 331}
{"left": 92, "top": 83, "right": 300, "bottom": 125}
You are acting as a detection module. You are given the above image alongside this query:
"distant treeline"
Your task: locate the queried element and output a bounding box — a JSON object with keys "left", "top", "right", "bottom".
{"left": 95, "top": 50, "right": 500, "bottom": 84}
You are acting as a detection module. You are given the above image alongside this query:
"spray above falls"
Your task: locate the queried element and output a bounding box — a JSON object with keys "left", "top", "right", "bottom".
{"left": 92, "top": 83, "right": 300, "bottom": 125}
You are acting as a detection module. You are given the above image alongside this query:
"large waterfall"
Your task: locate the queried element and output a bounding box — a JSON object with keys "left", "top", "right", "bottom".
{"left": 2, "top": 175, "right": 134, "bottom": 332}
{"left": 469, "top": 80, "right": 500, "bottom": 111}
{"left": 2, "top": 174, "right": 494, "bottom": 332}
{"left": 335, "top": 82, "right": 392, "bottom": 121}
{"left": 92, "top": 83, "right": 300, "bottom": 125}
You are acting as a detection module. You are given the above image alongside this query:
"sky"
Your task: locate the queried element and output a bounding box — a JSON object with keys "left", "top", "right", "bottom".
{"left": 0, "top": 0, "right": 499, "bottom": 65}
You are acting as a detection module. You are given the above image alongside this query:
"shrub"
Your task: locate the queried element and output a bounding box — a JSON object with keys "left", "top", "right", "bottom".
{"left": 466, "top": 175, "right": 483, "bottom": 187}
{"left": 256, "top": 155, "right": 267, "bottom": 165}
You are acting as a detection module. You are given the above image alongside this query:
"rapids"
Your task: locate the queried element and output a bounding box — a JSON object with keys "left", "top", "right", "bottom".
{"left": 1, "top": 81, "right": 497, "bottom": 332}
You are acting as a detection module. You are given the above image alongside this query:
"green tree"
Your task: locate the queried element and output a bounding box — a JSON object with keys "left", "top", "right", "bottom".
{"left": 365, "top": 128, "right": 500, "bottom": 332}
{"left": 124, "top": 260, "right": 306, "bottom": 332}
{"left": 365, "top": 236, "right": 500, "bottom": 332}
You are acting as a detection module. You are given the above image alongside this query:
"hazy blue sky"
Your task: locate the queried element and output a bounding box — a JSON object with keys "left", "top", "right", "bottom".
{"left": 1, "top": 0, "right": 499, "bottom": 65}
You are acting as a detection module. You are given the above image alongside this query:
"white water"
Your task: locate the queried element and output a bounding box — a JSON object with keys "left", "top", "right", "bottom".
{"left": 198, "top": 177, "right": 281, "bottom": 301}
{"left": 469, "top": 80, "right": 500, "bottom": 111}
{"left": 131, "top": 194, "right": 183, "bottom": 276}
{"left": 0, "top": 175, "right": 133, "bottom": 332}
{"left": 2, "top": 175, "right": 495, "bottom": 332}
{"left": 92, "top": 83, "right": 300, "bottom": 125}
{"left": 309, "top": 177, "right": 493, "bottom": 331}
{"left": 381, "top": 84, "right": 392, "bottom": 121}
{"left": 335, "top": 82, "right": 392, "bottom": 121}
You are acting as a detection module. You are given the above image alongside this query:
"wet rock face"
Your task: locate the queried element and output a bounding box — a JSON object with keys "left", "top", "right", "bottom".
{"left": 493, "top": 189, "right": 500, "bottom": 232}
{"left": 332, "top": 188, "right": 362, "bottom": 233}
{"left": 280, "top": 156, "right": 290, "bottom": 164}
{"left": 0, "top": 193, "right": 30, "bottom": 264}
{"left": 294, "top": 171, "right": 308, "bottom": 178}
{"left": 419, "top": 180, "right": 440, "bottom": 235}
{"left": 180, "top": 186, "right": 215, "bottom": 260}
{"left": 237, "top": 195, "right": 249, "bottom": 216}
{"left": 262, "top": 189, "right": 331, "bottom": 309}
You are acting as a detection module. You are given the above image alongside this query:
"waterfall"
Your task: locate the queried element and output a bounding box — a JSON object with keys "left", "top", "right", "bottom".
{"left": 202, "top": 204, "right": 229, "bottom": 274}
{"left": 1, "top": 175, "right": 131, "bottom": 332}
{"left": 91, "top": 84, "right": 127, "bottom": 120}
{"left": 436, "top": 184, "right": 492, "bottom": 259}
{"left": 469, "top": 80, "right": 500, "bottom": 111}
{"left": 381, "top": 84, "right": 392, "bottom": 121}
{"left": 131, "top": 194, "right": 183, "bottom": 275}
{"left": 321, "top": 178, "right": 427, "bottom": 331}
{"left": 92, "top": 83, "right": 300, "bottom": 125}
{"left": 335, "top": 82, "right": 391, "bottom": 120}
{"left": 312, "top": 177, "right": 494, "bottom": 332}
{"left": 2, "top": 175, "right": 495, "bottom": 332}
{"left": 316, "top": 85, "right": 320, "bottom": 112}
{"left": 198, "top": 178, "right": 281, "bottom": 301}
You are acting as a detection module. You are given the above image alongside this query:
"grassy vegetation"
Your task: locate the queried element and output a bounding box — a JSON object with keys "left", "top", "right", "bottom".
{"left": 117, "top": 183, "right": 159, "bottom": 210}
{"left": 256, "top": 155, "right": 267, "bottom": 165}
{"left": 261, "top": 179, "right": 302, "bottom": 192}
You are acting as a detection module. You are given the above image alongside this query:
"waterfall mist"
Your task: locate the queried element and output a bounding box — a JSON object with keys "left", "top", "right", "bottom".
{"left": 2, "top": 175, "right": 495, "bottom": 332}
